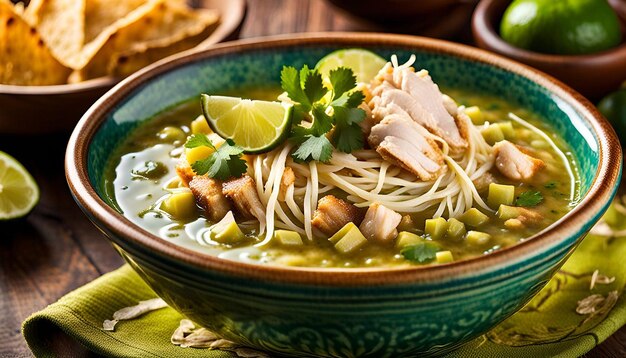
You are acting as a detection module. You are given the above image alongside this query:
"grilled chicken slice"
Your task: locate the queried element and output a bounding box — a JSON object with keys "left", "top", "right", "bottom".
{"left": 369, "top": 65, "right": 467, "bottom": 152}
{"left": 189, "top": 176, "right": 231, "bottom": 222}
{"left": 368, "top": 113, "right": 445, "bottom": 180}
{"left": 359, "top": 203, "right": 402, "bottom": 243}
{"left": 175, "top": 159, "right": 195, "bottom": 187}
{"left": 312, "top": 195, "right": 363, "bottom": 236}
{"left": 493, "top": 141, "right": 545, "bottom": 181}
{"left": 222, "top": 175, "right": 265, "bottom": 221}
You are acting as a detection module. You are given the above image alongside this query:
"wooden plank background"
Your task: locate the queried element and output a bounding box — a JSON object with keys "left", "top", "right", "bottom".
{"left": 1, "top": 0, "right": 624, "bottom": 356}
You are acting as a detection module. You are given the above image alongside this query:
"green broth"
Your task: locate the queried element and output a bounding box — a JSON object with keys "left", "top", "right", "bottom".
{"left": 105, "top": 87, "right": 580, "bottom": 268}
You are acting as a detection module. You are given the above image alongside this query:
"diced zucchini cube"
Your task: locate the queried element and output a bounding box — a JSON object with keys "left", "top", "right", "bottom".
{"left": 191, "top": 116, "right": 212, "bottom": 134}
{"left": 328, "top": 222, "right": 358, "bottom": 244}
{"left": 458, "top": 208, "right": 489, "bottom": 227}
{"left": 497, "top": 204, "right": 522, "bottom": 220}
{"left": 487, "top": 183, "right": 515, "bottom": 208}
{"left": 465, "top": 106, "right": 484, "bottom": 124}
{"left": 481, "top": 124, "right": 505, "bottom": 145}
{"left": 396, "top": 231, "right": 425, "bottom": 248}
{"left": 425, "top": 217, "right": 448, "bottom": 240}
{"left": 160, "top": 191, "right": 196, "bottom": 219}
{"left": 436, "top": 250, "right": 454, "bottom": 264}
{"left": 213, "top": 221, "right": 246, "bottom": 244}
{"left": 185, "top": 145, "right": 214, "bottom": 166}
{"left": 497, "top": 121, "right": 515, "bottom": 138}
{"left": 466, "top": 231, "right": 491, "bottom": 246}
{"left": 275, "top": 230, "right": 304, "bottom": 246}
{"left": 334, "top": 226, "right": 368, "bottom": 254}
{"left": 446, "top": 218, "right": 466, "bottom": 240}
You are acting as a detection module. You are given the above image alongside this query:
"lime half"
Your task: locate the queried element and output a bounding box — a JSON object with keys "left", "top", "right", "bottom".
{"left": 201, "top": 94, "right": 293, "bottom": 154}
{"left": 315, "top": 49, "right": 387, "bottom": 84}
{"left": 0, "top": 151, "right": 39, "bottom": 220}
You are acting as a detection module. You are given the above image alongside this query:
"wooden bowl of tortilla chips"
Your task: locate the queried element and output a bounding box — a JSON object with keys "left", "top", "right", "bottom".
{"left": 0, "top": 0, "right": 245, "bottom": 134}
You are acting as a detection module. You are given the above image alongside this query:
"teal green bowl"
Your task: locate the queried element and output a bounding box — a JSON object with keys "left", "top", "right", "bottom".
{"left": 66, "top": 33, "right": 622, "bottom": 357}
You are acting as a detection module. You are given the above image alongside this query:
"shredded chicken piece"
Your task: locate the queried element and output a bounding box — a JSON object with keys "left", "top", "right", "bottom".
{"left": 175, "top": 157, "right": 195, "bottom": 187}
{"left": 312, "top": 195, "right": 363, "bottom": 236}
{"left": 369, "top": 64, "right": 467, "bottom": 152}
{"left": 515, "top": 207, "right": 543, "bottom": 226}
{"left": 359, "top": 203, "right": 402, "bottom": 242}
{"left": 473, "top": 172, "right": 496, "bottom": 193}
{"left": 278, "top": 167, "right": 295, "bottom": 201}
{"left": 377, "top": 136, "right": 444, "bottom": 181}
{"left": 189, "top": 176, "right": 231, "bottom": 222}
{"left": 494, "top": 141, "right": 545, "bottom": 181}
{"left": 222, "top": 175, "right": 265, "bottom": 221}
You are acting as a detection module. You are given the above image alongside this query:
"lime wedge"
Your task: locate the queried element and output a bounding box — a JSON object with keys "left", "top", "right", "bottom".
{"left": 0, "top": 151, "right": 39, "bottom": 220}
{"left": 315, "top": 49, "right": 387, "bottom": 84}
{"left": 201, "top": 94, "right": 293, "bottom": 154}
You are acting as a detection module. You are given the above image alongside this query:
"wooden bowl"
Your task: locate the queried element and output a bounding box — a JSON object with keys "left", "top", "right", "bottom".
{"left": 472, "top": 0, "right": 626, "bottom": 100}
{"left": 0, "top": 0, "right": 246, "bottom": 134}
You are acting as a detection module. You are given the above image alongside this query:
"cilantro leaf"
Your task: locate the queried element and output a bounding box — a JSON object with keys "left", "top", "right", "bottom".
{"left": 184, "top": 134, "right": 215, "bottom": 149}
{"left": 331, "top": 89, "right": 365, "bottom": 108}
{"left": 329, "top": 67, "right": 357, "bottom": 100}
{"left": 291, "top": 135, "right": 333, "bottom": 163}
{"left": 516, "top": 190, "right": 543, "bottom": 207}
{"left": 281, "top": 66, "right": 311, "bottom": 110}
{"left": 310, "top": 103, "right": 334, "bottom": 136}
{"left": 401, "top": 242, "right": 439, "bottom": 264}
{"left": 302, "top": 67, "right": 325, "bottom": 104}
{"left": 189, "top": 139, "right": 247, "bottom": 180}
{"left": 332, "top": 123, "right": 364, "bottom": 153}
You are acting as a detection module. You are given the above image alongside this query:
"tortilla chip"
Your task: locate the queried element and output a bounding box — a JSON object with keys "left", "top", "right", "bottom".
{"left": 84, "top": 0, "right": 147, "bottom": 44}
{"left": 0, "top": 0, "right": 70, "bottom": 85}
{"left": 24, "top": 0, "right": 85, "bottom": 69}
{"left": 79, "top": 0, "right": 219, "bottom": 79}
{"left": 107, "top": 10, "right": 219, "bottom": 77}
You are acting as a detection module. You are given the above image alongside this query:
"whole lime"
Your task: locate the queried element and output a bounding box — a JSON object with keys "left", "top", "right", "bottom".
{"left": 500, "top": 0, "right": 622, "bottom": 55}
{"left": 598, "top": 88, "right": 626, "bottom": 142}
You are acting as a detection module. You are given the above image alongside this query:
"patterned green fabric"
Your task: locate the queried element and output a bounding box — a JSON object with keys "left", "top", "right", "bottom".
{"left": 23, "top": 222, "right": 626, "bottom": 358}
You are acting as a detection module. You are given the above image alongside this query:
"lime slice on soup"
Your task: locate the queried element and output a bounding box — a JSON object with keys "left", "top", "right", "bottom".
{"left": 201, "top": 94, "right": 293, "bottom": 154}
{"left": 315, "top": 49, "right": 387, "bottom": 84}
{"left": 0, "top": 151, "right": 39, "bottom": 220}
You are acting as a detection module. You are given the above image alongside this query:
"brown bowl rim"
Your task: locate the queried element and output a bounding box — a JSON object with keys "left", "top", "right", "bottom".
{"left": 66, "top": 32, "right": 622, "bottom": 286}
{"left": 472, "top": 0, "right": 626, "bottom": 63}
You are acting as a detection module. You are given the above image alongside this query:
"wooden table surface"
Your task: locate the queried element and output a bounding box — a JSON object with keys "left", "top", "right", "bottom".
{"left": 1, "top": 0, "right": 624, "bottom": 357}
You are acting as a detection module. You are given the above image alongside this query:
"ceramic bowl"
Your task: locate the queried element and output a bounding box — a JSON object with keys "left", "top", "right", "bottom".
{"left": 472, "top": 0, "right": 626, "bottom": 100}
{"left": 65, "top": 33, "right": 622, "bottom": 357}
{"left": 0, "top": 0, "right": 245, "bottom": 134}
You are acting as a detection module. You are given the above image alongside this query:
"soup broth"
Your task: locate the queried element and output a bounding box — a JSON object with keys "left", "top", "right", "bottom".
{"left": 105, "top": 86, "right": 580, "bottom": 268}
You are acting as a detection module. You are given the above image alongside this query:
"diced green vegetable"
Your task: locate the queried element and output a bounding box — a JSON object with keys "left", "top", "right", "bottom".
{"left": 487, "top": 183, "right": 515, "bottom": 208}
{"left": 160, "top": 191, "right": 196, "bottom": 219}
{"left": 334, "top": 225, "right": 368, "bottom": 254}
{"left": 466, "top": 231, "right": 491, "bottom": 246}
{"left": 401, "top": 242, "right": 439, "bottom": 263}
{"left": 481, "top": 124, "right": 505, "bottom": 145}
{"left": 498, "top": 204, "right": 522, "bottom": 220}
{"left": 465, "top": 106, "right": 485, "bottom": 124}
{"left": 458, "top": 208, "right": 489, "bottom": 227}
{"left": 191, "top": 116, "right": 212, "bottom": 135}
{"left": 185, "top": 145, "right": 215, "bottom": 166}
{"left": 425, "top": 217, "right": 448, "bottom": 240}
{"left": 516, "top": 190, "right": 543, "bottom": 207}
{"left": 209, "top": 211, "right": 245, "bottom": 244}
{"left": 328, "top": 222, "right": 358, "bottom": 244}
{"left": 446, "top": 218, "right": 466, "bottom": 240}
{"left": 396, "top": 231, "right": 425, "bottom": 248}
{"left": 275, "top": 230, "right": 304, "bottom": 246}
{"left": 436, "top": 250, "right": 454, "bottom": 264}
{"left": 213, "top": 221, "right": 246, "bottom": 244}
{"left": 497, "top": 121, "right": 514, "bottom": 138}
{"left": 157, "top": 126, "right": 186, "bottom": 143}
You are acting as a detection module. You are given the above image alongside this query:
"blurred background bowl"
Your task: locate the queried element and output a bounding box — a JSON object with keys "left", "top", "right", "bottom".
{"left": 472, "top": 0, "right": 626, "bottom": 100}
{"left": 0, "top": 0, "right": 246, "bottom": 135}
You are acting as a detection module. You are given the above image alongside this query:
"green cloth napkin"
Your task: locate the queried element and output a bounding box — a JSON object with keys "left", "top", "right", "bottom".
{"left": 23, "top": 231, "right": 626, "bottom": 358}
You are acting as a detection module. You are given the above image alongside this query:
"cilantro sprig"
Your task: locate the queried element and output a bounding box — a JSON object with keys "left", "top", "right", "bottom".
{"left": 400, "top": 242, "right": 439, "bottom": 264}
{"left": 281, "top": 65, "right": 365, "bottom": 162}
{"left": 184, "top": 134, "right": 247, "bottom": 180}
{"left": 515, "top": 190, "right": 543, "bottom": 207}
